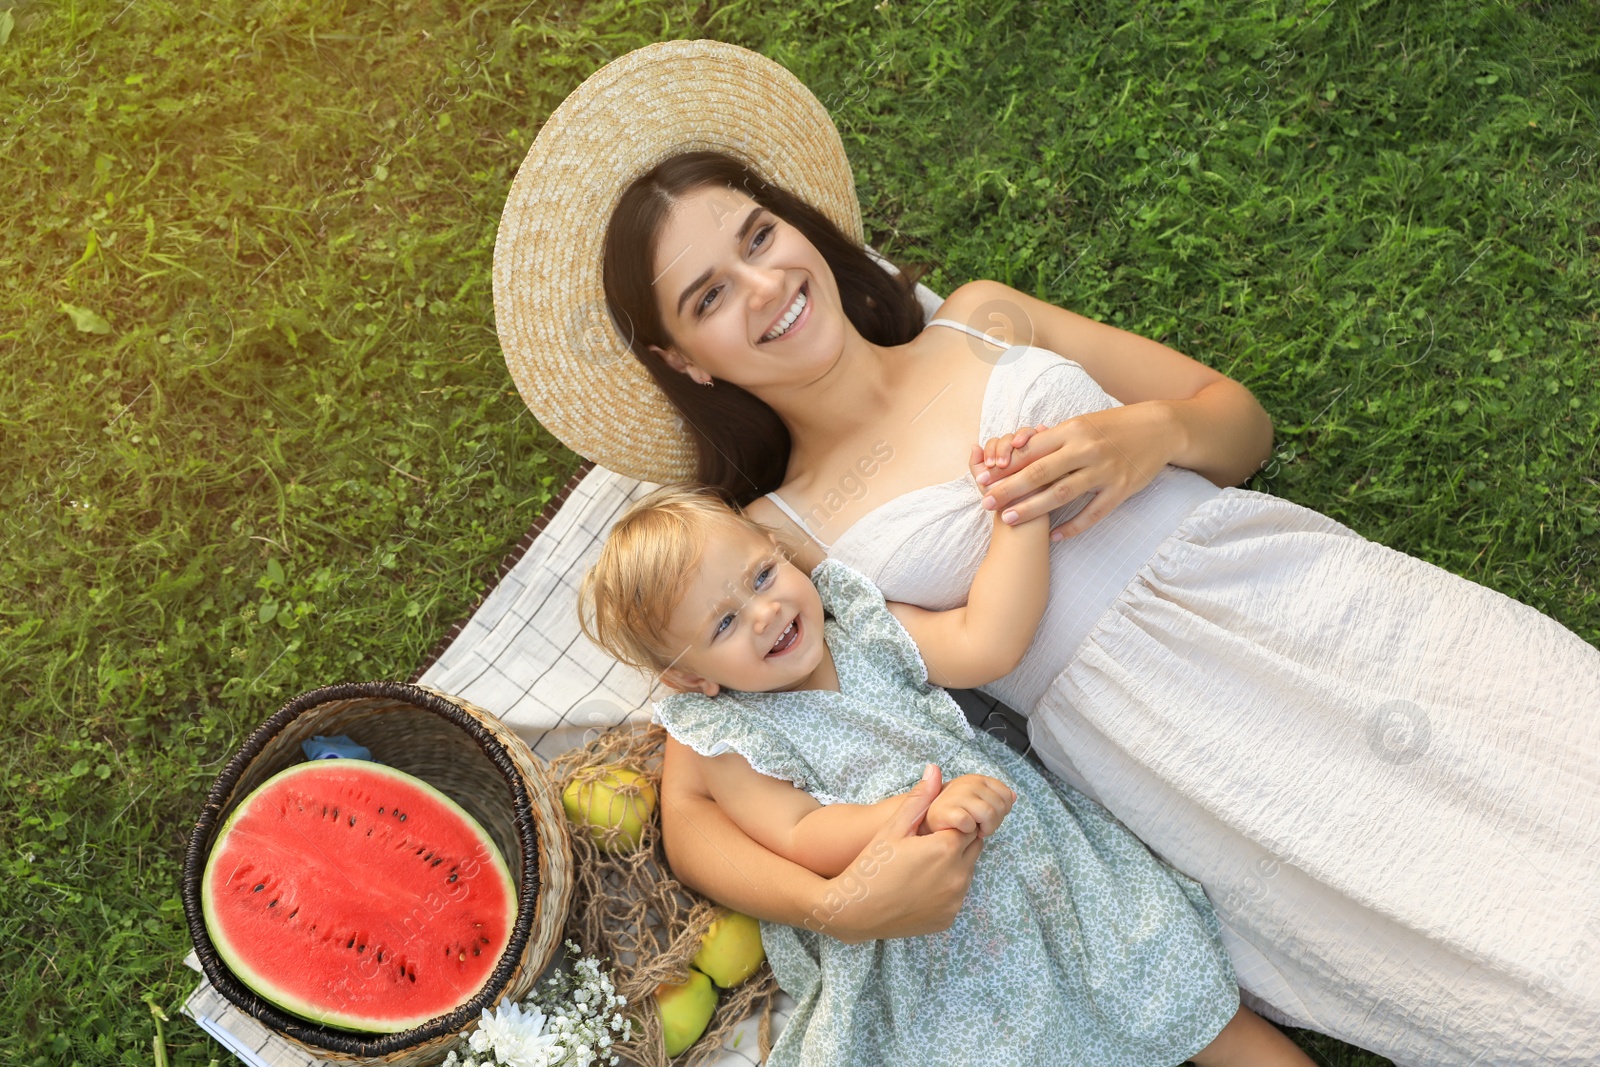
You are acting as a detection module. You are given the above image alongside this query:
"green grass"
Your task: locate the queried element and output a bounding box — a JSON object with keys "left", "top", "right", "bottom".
{"left": 2, "top": 0, "right": 1596, "bottom": 1063}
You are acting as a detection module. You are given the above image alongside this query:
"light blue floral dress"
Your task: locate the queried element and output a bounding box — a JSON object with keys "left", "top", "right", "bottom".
{"left": 655, "top": 559, "right": 1240, "bottom": 1067}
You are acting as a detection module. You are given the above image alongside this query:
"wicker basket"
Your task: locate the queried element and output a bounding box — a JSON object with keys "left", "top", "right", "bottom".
{"left": 180, "top": 680, "right": 573, "bottom": 1067}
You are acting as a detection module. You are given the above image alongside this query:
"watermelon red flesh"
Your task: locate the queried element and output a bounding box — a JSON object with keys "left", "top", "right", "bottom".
{"left": 201, "top": 760, "right": 518, "bottom": 1033}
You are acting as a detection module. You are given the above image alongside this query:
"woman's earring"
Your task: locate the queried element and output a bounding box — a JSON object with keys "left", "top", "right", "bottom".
{"left": 701, "top": 379, "right": 715, "bottom": 388}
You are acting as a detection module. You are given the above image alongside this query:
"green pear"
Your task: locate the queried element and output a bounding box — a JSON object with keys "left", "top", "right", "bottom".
{"left": 561, "top": 765, "right": 657, "bottom": 853}
{"left": 654, "top": 968, "right": 718, "bottom": 1057}
{"left": 692, "top": 911, "right": 766, "bottom": 988}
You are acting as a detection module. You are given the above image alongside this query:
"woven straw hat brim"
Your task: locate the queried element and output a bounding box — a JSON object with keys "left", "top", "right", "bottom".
{"left": 493, "top": 39, "right": 862, "bottom": 485}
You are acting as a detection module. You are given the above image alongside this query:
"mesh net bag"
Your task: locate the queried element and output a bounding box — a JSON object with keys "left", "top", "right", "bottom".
{"left": 548, "top": 723, "right": 781, "bottom": 1066}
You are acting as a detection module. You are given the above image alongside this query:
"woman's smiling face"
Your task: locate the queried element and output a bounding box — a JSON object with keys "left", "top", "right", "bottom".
{"left": 649, "top": 184, "right": 845, "bottom": 395}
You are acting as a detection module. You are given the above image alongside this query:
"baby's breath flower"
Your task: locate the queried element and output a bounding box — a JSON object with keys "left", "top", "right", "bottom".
{"left": 445, "top": 944, "right": 631, "bottom": 1067}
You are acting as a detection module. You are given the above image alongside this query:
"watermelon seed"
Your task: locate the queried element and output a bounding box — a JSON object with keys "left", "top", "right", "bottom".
{"left": 289, "top": 909, "right": 299, "bottom": 919}
{"left": 349, "top": 815, "right": 357, "bottom": 826}
{"left": 378, "top": 807, "right": 385, "bottom": 814}
{"left": 473, "top": 946, "right": 480, "bottom": 956}
{"left": 459, "top": 951, "right": 466, "bottom": 962}
{"left": 253, "top": 884, "right": 265, "bottom": 892}
{"left": 347, "top": 937, "right": 355, "bottom": 948}
{"left": 376, "top": 951, "right": 384, "bottom": 962}
{"left": 443, "top": 946, "right": 449, "bottom": 956}
{"left": 268, "top": 899, "right": 278, "bottom": 908}
{"left": 448, "top": 873, "right": 458, "bottom": 883}
{"left": 408, "top": 972, "right": 415, "bottom": 983}
{"left": 366, "top": 829, "right": 373, "bottom": 837}
{"left": 332, "top": 807, "right": 339, "bottom": 819}
{"left": 399, "top": 813, "right": 406, "bottom": 821}
{"left": 358, "top": 944, "right": 365, "bottom": 953}
{"left": 416, "top": 847, "right": 425, "bottom": 855}
{"left": 479, "top": 936, "right": 490, "bottom": 944}
{"left": 431, "top": 858, "right": 442, "bottom": 867}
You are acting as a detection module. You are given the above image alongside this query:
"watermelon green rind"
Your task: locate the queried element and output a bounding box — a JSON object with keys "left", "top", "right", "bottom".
{"left": 201, "top": 760, "right": 518, "bottom": 1033}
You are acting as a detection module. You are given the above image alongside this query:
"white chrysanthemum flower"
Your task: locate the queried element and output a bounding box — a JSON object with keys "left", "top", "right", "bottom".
{"left": 478, "top": 1002, "right": 564, "bottom": 1067}
{"left": 459, "top": 946, "right": 632, "bottom": 1067}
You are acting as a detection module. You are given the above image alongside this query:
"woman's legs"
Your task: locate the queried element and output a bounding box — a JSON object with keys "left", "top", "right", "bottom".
{"left": 1189, "top": 1005, "right": 1316, "bottom": 1067}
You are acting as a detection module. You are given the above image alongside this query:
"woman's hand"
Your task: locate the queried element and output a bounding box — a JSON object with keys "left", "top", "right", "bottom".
{"left": 661, "top": 745, "right": 981, "bottom": 945}
{"left": 973, "top": 401, "right": 1185, "bottom": 541}
{"left": 806, "top": 765, "right": 986, "bottom": 944}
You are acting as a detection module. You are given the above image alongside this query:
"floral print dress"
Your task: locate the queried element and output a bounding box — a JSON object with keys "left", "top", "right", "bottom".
{"left": 654, "top": 559, "right": 1240, "bottom": 1067}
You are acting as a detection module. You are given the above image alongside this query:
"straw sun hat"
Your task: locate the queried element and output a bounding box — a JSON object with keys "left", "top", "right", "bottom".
{"left": 493, "top": 39, "right": 863, "bottom": 484}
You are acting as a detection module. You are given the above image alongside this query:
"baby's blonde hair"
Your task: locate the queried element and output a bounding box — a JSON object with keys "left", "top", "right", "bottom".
{"left": 579, "top": 484, "right": 776, "bottom": 673}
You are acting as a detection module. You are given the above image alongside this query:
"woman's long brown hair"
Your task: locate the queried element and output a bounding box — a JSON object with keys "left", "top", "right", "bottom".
{"left": 601, "top": 151, "right": 928, "bottom": 505}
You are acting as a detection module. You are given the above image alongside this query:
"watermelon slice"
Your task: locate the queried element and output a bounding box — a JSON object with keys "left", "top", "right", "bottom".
{"left": 201, "top": 760, "right": 518, "bottom": 1033}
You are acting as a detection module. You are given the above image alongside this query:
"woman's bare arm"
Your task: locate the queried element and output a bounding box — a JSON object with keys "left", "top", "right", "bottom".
{"left": 938, "top": 280, "right": 1274, "bottom": 531}
{"left": 661, "top": 738, "right": 985, "bottom": 943}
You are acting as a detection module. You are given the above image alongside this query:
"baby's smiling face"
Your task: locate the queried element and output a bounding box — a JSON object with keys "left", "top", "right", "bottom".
{"left": 658, "top": 520, "right": 831, "bottom": 697}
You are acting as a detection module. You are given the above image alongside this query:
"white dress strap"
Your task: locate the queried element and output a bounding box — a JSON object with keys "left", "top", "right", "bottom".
{"left": 926, "top": 317, "right": 1012, "bottom": 351}
{"left": 762, "top": 491, "right": 834, "bottom": 552}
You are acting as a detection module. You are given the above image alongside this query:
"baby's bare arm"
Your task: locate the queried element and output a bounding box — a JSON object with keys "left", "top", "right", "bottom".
{"left": 698, "top": 748, "right": 908, "bottom": 879}
{"left": 887, "top": 434, "right": 1052, "bottom": 689}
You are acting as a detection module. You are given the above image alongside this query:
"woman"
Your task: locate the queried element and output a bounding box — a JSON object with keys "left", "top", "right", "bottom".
{"left": 494, "top": 41, "right": 1600, "bottom": 1066}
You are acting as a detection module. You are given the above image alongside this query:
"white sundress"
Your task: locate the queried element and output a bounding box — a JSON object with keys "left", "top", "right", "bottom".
{"left": 761, "top": 317, "right": 1600, "bottom": 1067}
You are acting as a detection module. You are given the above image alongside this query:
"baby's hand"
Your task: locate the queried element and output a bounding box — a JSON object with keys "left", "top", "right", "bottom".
{"left": 967, "top": 424, "right": 1050, "bottom": 485}
{"left": 924, "top": 774, "right": 1018, "bottom": 838}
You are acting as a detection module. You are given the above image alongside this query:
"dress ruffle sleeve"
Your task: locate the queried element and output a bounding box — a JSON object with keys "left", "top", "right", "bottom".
{"left": 810, "top": 558, "right": 974, "bottom": 743}
{"left": 653, "top": 690, "right": 853, "bottom": 806}
{"left": 810, "top": 559, "right": 931, "bottom": 688}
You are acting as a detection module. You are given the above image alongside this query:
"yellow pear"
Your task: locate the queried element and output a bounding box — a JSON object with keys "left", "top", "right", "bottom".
{"left": 561, "top": 765, "right": 657, "bottom": 853}
{"left": 692, "top": 911, "right": 766, "bottom": 988}
{"left": 654, "top": 968, "right": 718, "bottom": 1057}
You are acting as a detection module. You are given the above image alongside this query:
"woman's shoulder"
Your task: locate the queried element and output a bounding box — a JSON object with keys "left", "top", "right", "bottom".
{"left": 926, "top": 281, "right": 1087, "bottom": 378}
{"left": 744, "top": 494, "right": 829, "bottom": 573}
{"left": 930, "top": 280, "right": 1046, "bottom": 349}
{"left": 928, "top": 279, "right": 1012, "bottom": 324}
